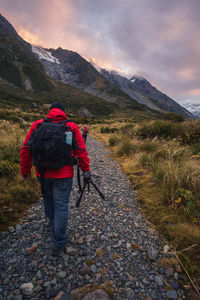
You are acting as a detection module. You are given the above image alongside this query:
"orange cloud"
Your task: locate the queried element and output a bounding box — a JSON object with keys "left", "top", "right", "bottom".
{"left": 18, "top": 27, "right": 44, "bottom": 46}
{"left": 177, "top": 68, "right": 196, "bottom": 80}
{"left": 186, "top": 88, "right": 200, "bottom": 96}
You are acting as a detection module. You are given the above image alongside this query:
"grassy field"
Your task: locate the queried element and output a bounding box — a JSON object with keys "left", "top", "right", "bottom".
{"left": 91, "top": 115, "right": 200, "bottom": 288}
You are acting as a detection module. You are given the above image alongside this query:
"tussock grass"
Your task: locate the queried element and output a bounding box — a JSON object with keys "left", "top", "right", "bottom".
{"left": 0, "top": 119, "right": 40, "bottom": 231}
{"left": 116, "top": 140, "right": 136, "bottom": 157}
{"left": 108, "top": 135, "right": 120, "bottom": 146}
{"left": 92, "top": 118, "right": 200, "bottom": 281}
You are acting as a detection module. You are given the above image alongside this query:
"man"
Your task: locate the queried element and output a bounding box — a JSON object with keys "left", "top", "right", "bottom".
{"left": 81, "top": 124, "right": 89, "bottom": 143}
{"left": 20, "top": 102, "right": 91, "bottom": 255}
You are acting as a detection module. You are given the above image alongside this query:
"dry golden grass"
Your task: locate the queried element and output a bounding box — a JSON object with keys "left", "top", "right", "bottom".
{"left": 91, "top": 120, "right": 200, "bottom": 279}
{"left": 0, "top": 120, "right": 40, "bottom": 231}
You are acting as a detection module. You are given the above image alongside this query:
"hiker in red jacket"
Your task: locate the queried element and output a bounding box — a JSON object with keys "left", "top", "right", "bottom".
{"left": 81, "top": 124, "right": 89, "bottom": 142}
{"left": 20, "top": 102, "right": 91, "bottom": 255}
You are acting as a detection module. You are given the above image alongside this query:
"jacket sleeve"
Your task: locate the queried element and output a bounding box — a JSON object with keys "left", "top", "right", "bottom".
{"left": 20, "top": 123, "right": 35, "bottom": 176}
{"left": 72, "top": 123, "right": 90, "bottom": 173}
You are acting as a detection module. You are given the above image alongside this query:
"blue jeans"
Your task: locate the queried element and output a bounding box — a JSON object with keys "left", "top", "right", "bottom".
{"left": 41, "top": 177, "right": 73, "bottom": 249}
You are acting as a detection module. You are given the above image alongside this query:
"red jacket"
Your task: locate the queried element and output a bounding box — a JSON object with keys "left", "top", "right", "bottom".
{"left": 20, "top": 108, "right": 90, "bottom": 178}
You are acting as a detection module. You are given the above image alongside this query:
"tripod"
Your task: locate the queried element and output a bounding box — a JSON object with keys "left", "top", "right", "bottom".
{"left": 76, "top": 166, "right": 105, "bottom": 208}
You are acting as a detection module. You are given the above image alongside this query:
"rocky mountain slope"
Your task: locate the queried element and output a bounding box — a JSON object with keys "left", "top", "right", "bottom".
{"left": 31, "top": 45, "right": 193, "bottom": 118}
{"left": 100, "top": 70, "right": 194, "bottom": 118}
{"left": 0, "top": 14, "right": 138, "bottom": 116}
{"left": 0, "top": 14, "right": 53, "bottom": 92}
{"left": 31, "top": 46, "right": 144, "bottom": 110}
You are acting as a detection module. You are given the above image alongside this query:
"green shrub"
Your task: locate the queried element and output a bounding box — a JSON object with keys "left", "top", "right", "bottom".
{"left": 190, "top": 143, "right": 200, "bottom": 155}
{"left": 164, "top": 112, "right": 184, "bottom": 122}
{"left": 137, "top": 120, "right": 183, "bottom": 140}
{"left": 139, "top": 141, "right": 158, "bottom": 153}
{"left": 116, "top": 140, "right": 135, "bottom": 156}
{"left": 181, "top": 120, "right": 200, "bottom": 144}
{"left": 108, "top": 135, "right": 120, "bottom": 146}
{"left": 100, "top": 126, "right": 118, "bottom": 133}
{"left": 120, "top": 124, "right": 134, "bottom": 136}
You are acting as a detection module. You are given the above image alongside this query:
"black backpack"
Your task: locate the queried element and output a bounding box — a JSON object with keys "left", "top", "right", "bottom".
{"left": 28, "top": 118, "right": 77, "bottom": 176}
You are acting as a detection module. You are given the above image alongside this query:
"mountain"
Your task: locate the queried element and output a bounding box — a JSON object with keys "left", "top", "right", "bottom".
{"left": 100, "top": 70, "right": 194, "bottom": 118}
{"left": 182, "top": 102, "right": 200, "bottom": 118}
{"left": 0, "top": 14, "right": 53, "bottom": 92}
{"left": 31, "top": 46, "right": 145, "bottom": 110}
{"left": 0, "top": 14, "right": 194, "bottom": 118}
{"left": 32, "top": 46, "right": 193, "bottom": 118}
{"left": 0, "top": 14, "right": 135, "bottom": 117}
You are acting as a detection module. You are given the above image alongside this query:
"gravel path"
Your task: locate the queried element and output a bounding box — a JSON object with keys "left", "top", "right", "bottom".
{"left": 0, "top": 136, "right": 187, "bottom": 300}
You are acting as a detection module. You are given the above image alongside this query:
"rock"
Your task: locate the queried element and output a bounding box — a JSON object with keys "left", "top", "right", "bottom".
{"left": 158, "top": 267, "right": 165, "bottom": 274}
{"left": 20, "top": 282, "right": 33, "bottom": 296}
{"left": 77, "top": 237, "right": 84, "bottom": 244}
{"left": 165, "top": 267, "right": 174, "bottom": 277}
{"left": 16, "top": 225, "right": 22, "bottom": 233}
{"left": 168, "top": 279, "right": 179, "bottom": 290}
{"left": 27, "top": 244, "right": 38, "bottom": 255}
{"left": 164, "top": 244, "right": 170, "bottom": 253}
{"left": 173, "top": 272, "right": 178, "bottom": 280}
{"left": 1, "top": 231, "right": 9, "bottom": 238}
{"left": 66, "top": 247, "right": 76, "bottom": 256}
{"left": 54, "top": 291, "right": 64, "bottom": 300}
{"left": 77, "top": 107, "right": 93, "bottom": 119}
{"left": 8, "top": 227, "right": 15, "bottom": 234}
{"left": 57, "top": 271, "right": 66, "bottom": 279}
{"left": 166, "top": 290, "right": 178, "bottom": 299}
{"left": 147, "top": 247, "right": 158, "bottom": 261}
{"left": 175, "top": 265, "right": 182, "bottom": 273}
{"left": 82, "top": 289, "right": 110, "bottom": 300}
{"left": 154, "top": 276, "right": 163, "bottom": 287}
{"left": 79, "top": 265, "right": 91, "bottom": 275}
{"left": 90, "top": 265, "right": 97, "bottom": 273}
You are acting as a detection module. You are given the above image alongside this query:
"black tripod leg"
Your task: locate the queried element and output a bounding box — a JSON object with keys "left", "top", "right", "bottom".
{"left": 76, "top": 182, "right": 87, "bottom": 208}
{"left": 77, "top": 166, "right": 82, "bottom": 193}
{"left": 90, "top": 180, "right": 105, "bottom": 199}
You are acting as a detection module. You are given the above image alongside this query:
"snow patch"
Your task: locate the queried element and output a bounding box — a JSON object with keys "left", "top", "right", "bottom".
{"left": 130, "top": 78, "right": 136, "bottom": 83}
{"left": 32, "top": 46, "right": 60, "bottom": 64}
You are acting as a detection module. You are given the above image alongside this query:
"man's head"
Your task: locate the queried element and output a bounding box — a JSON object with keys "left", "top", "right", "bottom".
{"left": 50, "top": 101, "right": 65, "bottom": 112}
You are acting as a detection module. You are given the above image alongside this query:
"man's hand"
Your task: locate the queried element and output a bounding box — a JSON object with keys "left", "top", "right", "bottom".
{"left": 83, "top": 171, "right": 91, "bottom": 184}
{"left": 22, "top": 174, "right": 31, "bottom": 180}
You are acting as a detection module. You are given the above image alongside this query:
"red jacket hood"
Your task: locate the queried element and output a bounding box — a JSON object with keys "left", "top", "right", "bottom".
{"left": 46, "top": 108, "right": 67, "bottom": 121}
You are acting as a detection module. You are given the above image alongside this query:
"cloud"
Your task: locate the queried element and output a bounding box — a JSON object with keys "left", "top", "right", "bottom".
{"left": 0, "top": 0, "right": 200, "bottom": 104}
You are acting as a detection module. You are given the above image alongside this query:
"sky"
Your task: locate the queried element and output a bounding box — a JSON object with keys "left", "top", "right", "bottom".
{"left": 0, "top": 0, "right": 200, "bottom": 105}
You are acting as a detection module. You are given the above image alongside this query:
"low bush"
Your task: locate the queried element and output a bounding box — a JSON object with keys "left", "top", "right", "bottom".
{"left": 164, "top": 112, "right": 184, "bottom": 122}
{"left": 108, "top": 135, "right": 120, "bottom": 146}
{"left": 137, "top": 120, "right": 184, "bottom": 140}
{"left": 181, "top": 120, "right": 200, "bottom": 144}
{"left": 100, "top": 126, "right": 118, "bottom": 134}
{"left": 116, "top": 140, "right": 135, "bottom": 157}
{"left": 139, "top": 141, "right": 158, "bottom": 153}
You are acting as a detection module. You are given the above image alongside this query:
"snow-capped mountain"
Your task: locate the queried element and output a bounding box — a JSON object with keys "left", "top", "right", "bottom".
{"left": 32, "top": 46, "right": 60, "bottom": 64}
{"left": 182, "top": 102, "right": 200, "bottom": 118}
{"left": 100, "top": 70, "right": 194, "bottom": 117}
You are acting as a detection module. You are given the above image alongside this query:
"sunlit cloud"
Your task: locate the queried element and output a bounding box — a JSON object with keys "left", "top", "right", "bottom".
{"left": 187, "top": 89, "right": 200, "bottom": 96}
{"left": 18, "top": 28, "right": 44, "bottom": 46}
{"left": 0, "top": 0, "right": 200, "bottom": 104}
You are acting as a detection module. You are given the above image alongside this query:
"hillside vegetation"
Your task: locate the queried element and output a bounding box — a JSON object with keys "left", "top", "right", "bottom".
{"left": 91, "top": 114, "right": 200, "bottom": 280}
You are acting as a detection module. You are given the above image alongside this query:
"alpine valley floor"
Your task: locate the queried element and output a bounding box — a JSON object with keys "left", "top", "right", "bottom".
{"left": 0, "top": 136, "right": 188, "bottom": 300}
